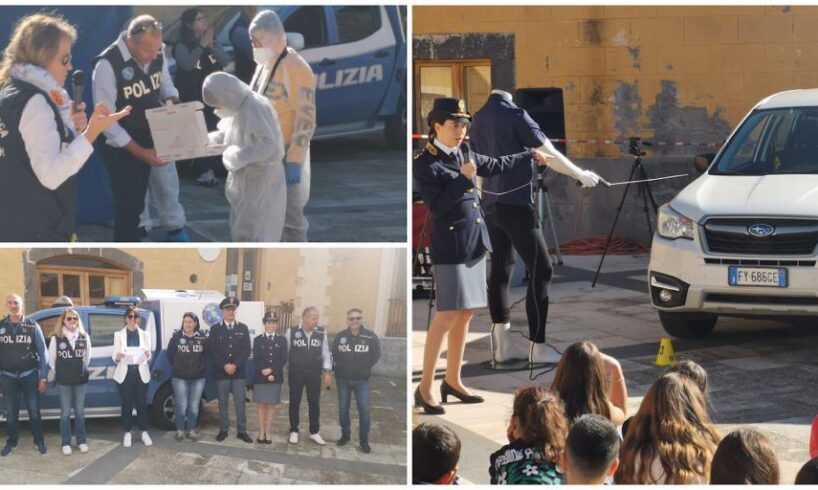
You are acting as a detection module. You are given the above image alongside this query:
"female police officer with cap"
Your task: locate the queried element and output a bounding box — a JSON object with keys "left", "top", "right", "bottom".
{"left": 412, "top": 97, "right": 553, "bottom": 414}
{"left": 252, "top": 311, "right": 287, "bottom": 444}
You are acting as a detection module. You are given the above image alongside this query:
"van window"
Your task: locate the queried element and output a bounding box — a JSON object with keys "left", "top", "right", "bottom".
{"left": 37, "top": 315, "right": 61, "bottom": 340}
{"left": 283, "top": 6, "right": 327, "bottom": 49}
{"left": 87, "top": 313, "right": 127, "bottom": 348}
{"left": 333, "top": 6, "right": 381, "bottom": 44}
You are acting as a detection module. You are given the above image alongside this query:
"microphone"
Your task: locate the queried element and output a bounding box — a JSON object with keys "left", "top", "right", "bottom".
{"left": 71, "top": 70, "right": 84, "bottom": 112}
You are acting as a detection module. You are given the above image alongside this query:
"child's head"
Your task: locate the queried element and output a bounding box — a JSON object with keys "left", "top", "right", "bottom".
{"left": 551, "top": 341, "right": 610, "bottom": 421}
{"left": 796, "top": 457, "right": 818, "bottom": 484}
{"left": 665, "top": 359, "right": 708, "bottom": 394}
{"left": 710, "top": 428, "right": 780, "bottom": 484}
{"left": 563, "top": 414, "right": 620, "bottom": 484}
{"left": 510, "top": 386, "right": 568, "bottom": 463}
{"left": 412, "top": 423, "right": 461, "bottom": 484}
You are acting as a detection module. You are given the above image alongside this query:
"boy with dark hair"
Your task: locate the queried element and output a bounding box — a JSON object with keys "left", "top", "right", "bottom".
{"left": 413, "top": 423, "right": 461, "bottom": 484}
{"left": 562, "top": 414, "right": 620, "bottom": 484}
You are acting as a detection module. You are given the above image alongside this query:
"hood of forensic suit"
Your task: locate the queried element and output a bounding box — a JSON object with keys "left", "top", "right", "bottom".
{"left": 249, "top": 10, "right": 287, "bottom": 58}
{"left": 202, "top": 72, "right": 251, "bottom": 118}
{"left": 671, "top": 173, "right": 818, "bottom": 223}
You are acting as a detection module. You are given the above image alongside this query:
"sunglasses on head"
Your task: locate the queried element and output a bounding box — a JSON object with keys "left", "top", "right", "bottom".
{"left": 65, "top": 316, "right": 78, "bottom": 321}
{"left": 130, "top": 20, "right": 163, "bottom": 36}
{"left": 61, "top": 53, "right": 72, "bottom": 66}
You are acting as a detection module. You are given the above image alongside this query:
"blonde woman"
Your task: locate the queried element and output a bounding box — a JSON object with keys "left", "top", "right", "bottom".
{"left": 48, "top": 308, "right": 92, "bottom": 455}
{"left": 0, "top": 13, "right": 129, "bottom": 241}
{"left": 112, "top": 306, "right": 152, "bottom": 448}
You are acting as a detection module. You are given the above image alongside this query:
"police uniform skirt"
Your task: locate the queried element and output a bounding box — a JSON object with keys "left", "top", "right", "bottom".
{"left": 253, "top": 382, "right": 282, "bottom": 404}
{"left": 433, "top": 254, "right": 487, "bottom": 311}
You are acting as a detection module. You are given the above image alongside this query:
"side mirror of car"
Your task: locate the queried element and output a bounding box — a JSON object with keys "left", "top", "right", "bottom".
{"left": 693, "top": 153, "right": 715, "bottom": 174}
{"left": 286, "top": 33, "right": 305, "bottom": 51}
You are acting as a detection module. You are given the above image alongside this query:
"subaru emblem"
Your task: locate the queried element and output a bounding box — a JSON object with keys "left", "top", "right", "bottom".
{"left": 747, "top": 223, "right": 775, "bottom": 237}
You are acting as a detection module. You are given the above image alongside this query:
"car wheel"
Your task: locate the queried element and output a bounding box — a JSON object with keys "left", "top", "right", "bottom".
{"left": 150, "top": 382, "right": 175, "bottom": 431}
{"left": 384, "top": 97, "right": 406, "bottom": 149}
{"left": 658, "top": 311, "right": 718, "bottom": 339}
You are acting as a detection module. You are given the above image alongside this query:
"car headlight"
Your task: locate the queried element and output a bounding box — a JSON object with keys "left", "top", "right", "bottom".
{"left": 657, "top": 204, "right": 694, "bottom": 240}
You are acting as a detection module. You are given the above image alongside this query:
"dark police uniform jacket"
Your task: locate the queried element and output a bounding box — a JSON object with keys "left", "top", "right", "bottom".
{"left": 93, "top": 35, "right": 164, "bottom": 148}
{"left": 253, "top": 333, "right": 288, "bottom": 384}
{"left": 173, "top": 38, "right": 223, "bottom": 104}
{"left": 0, "top": 315, "right": 41, "bottom": 373}
{"left": 332, "top": 327, "right": 381, "bottom": 381}
{"left": 0, "top": 79, "right": 77, "bottom": 241}
{"left": 413, "top": 141, "right": 533, "bottom": 264}
{"left": 287, "top": 326, "right": 327, "bottom": 375}
{"left": 53, "top": 333, "right": 90, "bottom": 385}
{"left": 208, "top": 320, "right": 251, "bottom": 380}
{"left": 167, "top": 330, "right": 207, "bottom": 380}
{"left": 470, "top": 94, "right": 547, "bottom": 212}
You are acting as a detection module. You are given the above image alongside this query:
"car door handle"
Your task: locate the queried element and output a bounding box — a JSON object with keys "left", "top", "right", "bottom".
{"left": 319, "top": 58, "right": 335, "bottom": 66}
{"left": 374, "top": 49, "right": 391, "bottom": 58}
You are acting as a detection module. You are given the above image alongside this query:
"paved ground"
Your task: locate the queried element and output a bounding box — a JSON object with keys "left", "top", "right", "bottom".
{"left": 76, "top": 134, "right": 406, "bottom": 243}
{"left": 0, "top": 376, "right": 406, "bottom": 484}
{"left": 412, "top": 254, "right": 814, "bottom": 484}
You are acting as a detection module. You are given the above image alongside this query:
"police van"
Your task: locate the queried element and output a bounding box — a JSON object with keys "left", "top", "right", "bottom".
{"left": 166, "top": 5, "right": 406, "bottom": 148}
{"left": 0, "top": 290, "right": 264, "bottom": 430}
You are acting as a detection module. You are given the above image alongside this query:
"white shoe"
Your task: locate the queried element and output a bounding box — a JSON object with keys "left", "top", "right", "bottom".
{"left": 288, "top": 432, "right": 298, "bottom": 444}
{"left": 491, "top": 323, "right": 528, "bottom": 363}
{"left": 141, "top": 432, "right": 153, "bottom": 446}
{"left": 123, "top": 432, "right": 132, "bottom": 448}
{"left": 62, "top": 445, "right": 72, "bottom": 455}
{"left": 78, "top": 444, "right": 89, "bottom": 453}
{"left": 309, "top": 433, "right": 326, "bottom": 446}
{"left": 530, "top": 342, "right": 562, "bottom": 364}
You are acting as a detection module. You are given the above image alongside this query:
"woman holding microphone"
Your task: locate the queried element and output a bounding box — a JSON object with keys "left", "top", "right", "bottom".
{"left": 112, "top": 306, "right": 152, "bottom": 448}
{"left": 412, "top": 97, "right": 553, "bottom": 414}
{"left": 0, "top": 12, "right": 130, "bottom": 241}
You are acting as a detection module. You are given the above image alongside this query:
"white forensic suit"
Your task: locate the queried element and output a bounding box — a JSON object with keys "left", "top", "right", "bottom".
{"left": 202, "top": 72, "right": 286, "bottom": 241}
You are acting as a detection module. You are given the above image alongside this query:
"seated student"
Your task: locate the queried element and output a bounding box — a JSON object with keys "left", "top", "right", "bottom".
{"left": 796, "top": 457, "right": 818, "bottom": 484}
{"left": 413, "top": 423, "right": 461, "bottom": 484}
{"left": 489, "top": 386, "right": 568, "bottom": 485}
{"left": 551, "top": 341, "right": 627, "bottom": 426}
{"left": 562, "top": 414, "right": 620, "bottom": 484}
{"left": 616, "top": 373, "right": 720, "bottom": 484}
{"left": 709, "top": 427, "right": 780, "bottom": 484}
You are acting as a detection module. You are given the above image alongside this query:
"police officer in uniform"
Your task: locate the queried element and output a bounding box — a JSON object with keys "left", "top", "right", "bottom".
{"left": 252, "top": 311, "right": 288, "bottom": 443}
{"left": 332, "top": 308, "right": 381, "bottom": 454}
{"left": 412, "top": 98, "right": 553, "bottom": 415}
{"left": 208, "top": 296, "right": 252, "bottom": 443}
{"left": 92, "top": 15, "right": 185, "bottom": 242}
{"left": 285, "top": 306, "right": 332, "bottom": 445}
{"left": 0, "top": 294, "right": 49, "bottom": 456}
{"left": 166, "top": 312, "right": 207, "bottom": 441}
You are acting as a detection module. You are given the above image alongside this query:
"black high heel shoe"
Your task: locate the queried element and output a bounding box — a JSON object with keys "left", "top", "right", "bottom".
{"left": 414, "top": 387, "right": 445, "bottom": 415}
{"left": 440, "top": 380, "right": 484, "bottom": 404}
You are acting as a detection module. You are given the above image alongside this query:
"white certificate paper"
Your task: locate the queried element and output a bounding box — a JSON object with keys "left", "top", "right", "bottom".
{"left": 145, "top": 101, "right": 225, "bottom": 161}
{"left": 124, "top": 347, "right": 145, "bottom": 365}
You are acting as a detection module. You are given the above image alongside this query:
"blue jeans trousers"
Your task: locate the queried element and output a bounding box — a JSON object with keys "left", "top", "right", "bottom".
{"left": 336, "top": 377, "right": 371, "bottom": 444}
{"left": 58, "top": 383, "right": 87, "bottom": 446}
{"left": 171, "top": 377, "right": 205, "bottom": 432}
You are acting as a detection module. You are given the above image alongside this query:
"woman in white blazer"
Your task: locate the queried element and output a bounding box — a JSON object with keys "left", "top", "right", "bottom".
{"left": 112, "top": 306, "right": 153, "bottom": 448}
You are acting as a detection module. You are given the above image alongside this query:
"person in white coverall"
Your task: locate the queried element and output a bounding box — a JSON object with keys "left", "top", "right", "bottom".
{"left": 248, "top": 10, "right": 315, "bottom": 242}
{"left": 202, "top": 71, "right": 286, "bottom": 242}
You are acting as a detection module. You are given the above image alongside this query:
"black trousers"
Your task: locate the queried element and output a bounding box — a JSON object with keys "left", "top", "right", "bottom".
{"left": 288, "top": 370, "right": 321, "bottom": 434}
{"left": 99, "top": 143, "right": 151, "bottom": 242}
{"left": 486, "top": 203, "right": 553, "bottom": 342}
{"left": 117, "top": 367, "right": 148, "bottom": 432}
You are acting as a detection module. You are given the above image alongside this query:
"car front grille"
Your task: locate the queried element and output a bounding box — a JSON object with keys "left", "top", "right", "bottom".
{"left": 703, "top": 218, "right": 818, "bottom": 255}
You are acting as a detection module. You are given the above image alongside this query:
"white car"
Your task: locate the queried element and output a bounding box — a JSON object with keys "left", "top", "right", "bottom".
{"left": 649, "top": 89, "right": 818, "bottom": 338}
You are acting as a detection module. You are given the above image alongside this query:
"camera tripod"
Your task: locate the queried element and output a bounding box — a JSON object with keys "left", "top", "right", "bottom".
{"left": 591, "top": 137, "right": 659, "bottom": 287}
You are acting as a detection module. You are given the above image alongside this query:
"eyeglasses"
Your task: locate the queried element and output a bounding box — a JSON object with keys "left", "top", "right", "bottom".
{"left": 126, "top": 314, "right": 139, "bottom": 319}
{"left": 65, "top": 316, "right": 78, "bottom": 321}
{"left": 347, "top": 316, "right": 363, "bottom": 321}
{"left": 61, "top": 53, "right": 72, "bottom": 66}
{"left": 130, "top": 20, "right": 163, "bottom": 36}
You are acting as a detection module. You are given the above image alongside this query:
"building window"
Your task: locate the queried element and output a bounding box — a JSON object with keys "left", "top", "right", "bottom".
{"left": 36, "top": 256, "right": 130, "bottom": 309}
{"left": 413, "top": 60, "right": 492, "bottom": 136}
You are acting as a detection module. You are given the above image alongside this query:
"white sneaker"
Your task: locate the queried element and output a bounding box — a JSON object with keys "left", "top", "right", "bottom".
{"left": 491, "top": 323, "right": 528, "bottom": 363}
{"left": 309, "top": 433, "right": 326, "bottom": 446}
{"left": 78, "top": 444, "right": 89, "bottom": 453}
{"left": 141, "top": 432, "right": 153, "bottom": 446}
{"left": 123, "top": 432, "right": 132, "bottom": 448}
{"left": 62, "top": 445, "right": 72, "bottom": 456}
{"left": 288, "top": 432, "right": 299, "bottom": 444}
{"left": 530, "top": 342, "right": 562, "bottom": 364}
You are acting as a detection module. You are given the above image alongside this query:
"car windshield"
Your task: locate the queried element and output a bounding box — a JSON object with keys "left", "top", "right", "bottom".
{"left": 712, "top": 107, "right": 818, "bottom": 175}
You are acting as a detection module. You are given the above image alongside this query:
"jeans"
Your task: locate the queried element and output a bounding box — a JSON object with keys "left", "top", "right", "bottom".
{"left": 58, "top": 383, "right": 87, "bottom": 446}
{"left": 1, "top": 371, "right": 43, "bottom": 446}
{"left": 117, "top": 368, "right": 148, "bottom": 432}
{"left": 337, "top": 378, "right": 371, "bottom": 444}
{"left": 172, "top": 377, "right": 205, "bottom": 432}
{"left": 216, "top": 378, "right": 247, "bottom": 433}
{"left": 288, "top": 370, "right": 321, "bottom": 434}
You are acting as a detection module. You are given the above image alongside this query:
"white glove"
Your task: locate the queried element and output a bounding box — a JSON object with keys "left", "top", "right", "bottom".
{"left": 578, "top": 170, "right": 600, "bottom": 188}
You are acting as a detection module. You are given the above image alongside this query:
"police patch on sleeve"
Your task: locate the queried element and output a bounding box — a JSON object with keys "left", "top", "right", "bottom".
{"left": 59, "top": 342, "right": 67, "bottom": 349}
{"left": 122, "top": 67, "right": 135, "bottom": 81}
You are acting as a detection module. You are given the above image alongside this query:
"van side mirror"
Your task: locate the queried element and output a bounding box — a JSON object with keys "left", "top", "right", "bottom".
{"left": 694, "top": 153, "right": 715, "bottom": 174}
{"left": 286, "top": 33, "right": 305, "bottom": 51}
